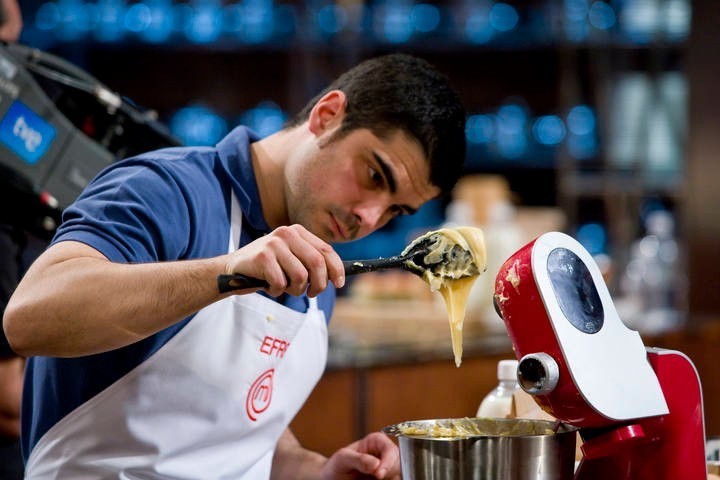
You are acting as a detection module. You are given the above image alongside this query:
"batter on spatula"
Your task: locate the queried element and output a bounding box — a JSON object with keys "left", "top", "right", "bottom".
{"left": 403, "top": 227, "right": 487, "bottom": 367}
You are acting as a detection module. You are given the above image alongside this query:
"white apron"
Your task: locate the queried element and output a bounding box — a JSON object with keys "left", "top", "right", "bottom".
{"left": 25, "top": 193, "right": 329, "bottom": 479}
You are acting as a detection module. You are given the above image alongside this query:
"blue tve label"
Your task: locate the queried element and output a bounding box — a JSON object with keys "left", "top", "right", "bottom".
{"left": 0, "top": 100, "right": 56, "bottom": 165}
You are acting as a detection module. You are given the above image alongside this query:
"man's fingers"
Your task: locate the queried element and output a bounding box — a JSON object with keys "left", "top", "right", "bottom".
{"left": 225, "top": 224, "right": 344, "bottom": 297}
{"left": 344, "top": 450, "right": 382, "bottom": 475}
{"left": 276, "top": 225, "right": 344, "bottom": 296}
{"left": 359, "top": 432, "right": 401, "bottom": 479}
{"left": 293, "top": 226, "right": 345, "bottom": 290}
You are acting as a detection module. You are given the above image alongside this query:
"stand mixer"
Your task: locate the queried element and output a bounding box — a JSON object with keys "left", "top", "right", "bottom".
{"left": 493, "top": 231, "right": 706, "bottom": 479}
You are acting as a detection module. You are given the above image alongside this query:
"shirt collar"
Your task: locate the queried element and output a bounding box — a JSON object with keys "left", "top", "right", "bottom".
{"left": 216, "top": 126, "right": 271, "bottom": 234}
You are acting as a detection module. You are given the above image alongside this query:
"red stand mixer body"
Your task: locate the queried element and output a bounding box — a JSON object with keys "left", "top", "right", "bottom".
{"left": 493, "top": 232, "right": 706, "bottom": 480}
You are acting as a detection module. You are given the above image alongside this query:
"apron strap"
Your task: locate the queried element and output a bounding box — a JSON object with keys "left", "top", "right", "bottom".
{"left": 228, "top": 192, "right": 242, "bottom": 254}
{"left": 308, "top": 296, "right": 319, "bottom": 311}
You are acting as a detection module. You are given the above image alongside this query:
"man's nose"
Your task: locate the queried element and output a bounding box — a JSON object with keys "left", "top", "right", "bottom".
{"left": 353, "top": 202, "right": 388, "bottom": 230}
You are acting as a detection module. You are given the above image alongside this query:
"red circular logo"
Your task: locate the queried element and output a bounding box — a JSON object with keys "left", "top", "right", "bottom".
{"left": 246, "top": 368, "right": 274, "bottom": 421}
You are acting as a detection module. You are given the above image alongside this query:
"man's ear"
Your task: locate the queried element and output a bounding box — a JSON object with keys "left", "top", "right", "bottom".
{"left": 308, "top": 90, "right": 346, "bottom": 136}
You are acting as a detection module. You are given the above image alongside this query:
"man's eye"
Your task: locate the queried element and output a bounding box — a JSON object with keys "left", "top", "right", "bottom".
{"left": 369, "top": 166, "right": 383, "bottom": 187}
{"left": 390, "top": 205, "right": 406, "bottom": 217}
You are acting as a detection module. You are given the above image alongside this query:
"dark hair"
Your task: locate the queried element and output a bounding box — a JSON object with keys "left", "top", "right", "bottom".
{"left": 287, "top": 54, "right": 467, "bottom": 194}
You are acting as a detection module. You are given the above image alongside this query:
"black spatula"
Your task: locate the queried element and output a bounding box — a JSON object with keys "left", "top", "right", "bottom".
{"left": 217, "top": 231, "right": 479, "bottom": 293}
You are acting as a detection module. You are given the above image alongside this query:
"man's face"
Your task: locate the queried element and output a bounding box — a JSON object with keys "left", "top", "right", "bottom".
{"left": 284, "top": 127, "right": 440, "bottom": 243}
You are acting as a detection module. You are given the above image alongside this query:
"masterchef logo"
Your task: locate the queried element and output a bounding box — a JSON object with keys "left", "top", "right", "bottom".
{"left": 246, "top": 368, "right": 274, "bottom": 421}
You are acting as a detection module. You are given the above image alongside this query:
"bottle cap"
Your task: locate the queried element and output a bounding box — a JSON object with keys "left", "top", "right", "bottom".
{"left": 498, "top": 359, "right": 519, "bottom": 381}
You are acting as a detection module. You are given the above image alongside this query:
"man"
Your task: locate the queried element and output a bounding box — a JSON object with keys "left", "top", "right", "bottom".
{"left": 3, "top": 53, "right": 466, "bottom": 479}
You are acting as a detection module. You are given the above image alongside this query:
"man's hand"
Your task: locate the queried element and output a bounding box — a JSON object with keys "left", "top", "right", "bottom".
{"left": 271, "top": 429, "right": 400, "bottom": 480}
{"left": 321, "top": 432, "right": 401, "bottom": 480}
{"left": 225, "top": 224, "right": 345, "bottom": 298}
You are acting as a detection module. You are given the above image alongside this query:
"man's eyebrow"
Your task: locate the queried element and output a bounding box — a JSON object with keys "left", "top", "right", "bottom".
{"left": 373, "top": 152, "right": 417, "bottom": 215}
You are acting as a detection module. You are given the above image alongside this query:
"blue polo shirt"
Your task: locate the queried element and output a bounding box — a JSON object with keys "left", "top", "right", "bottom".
{"left": 21, "top": 126, "right": 335, "bottom": 461}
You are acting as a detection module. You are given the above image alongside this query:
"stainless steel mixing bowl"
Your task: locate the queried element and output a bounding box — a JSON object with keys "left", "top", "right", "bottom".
{"left": 383, "top": 417, "right": 577, "bottom": 480}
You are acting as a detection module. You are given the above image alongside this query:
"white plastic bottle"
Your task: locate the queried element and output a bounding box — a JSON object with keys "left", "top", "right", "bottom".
{"left": 476, "top": 359, "right": 520, "bottom": 418}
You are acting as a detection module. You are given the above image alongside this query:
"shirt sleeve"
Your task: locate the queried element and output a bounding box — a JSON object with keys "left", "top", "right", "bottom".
{"left": 51, "top": 160, "right": 192, "bottom": 264}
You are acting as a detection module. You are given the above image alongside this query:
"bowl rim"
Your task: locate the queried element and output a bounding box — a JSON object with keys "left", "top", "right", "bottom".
{"left": 382, "top": 417, "right": 578, "bottom": 440}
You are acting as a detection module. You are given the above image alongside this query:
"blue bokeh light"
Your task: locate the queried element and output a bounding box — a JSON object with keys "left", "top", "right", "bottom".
{"left": 588, "top": 1, "right": 616, "bottom": 30}
{"left": 377, "top": 3, "right": 413, "bottom": 44}
{"left": 564, "top": 0, "right": 589, "bottom": 21}
{"left": 566, "top": 105, "right": 596, "bottom": 136}
{"left": 496, "top": 104, "right": 528, "bottom": 159}
{"left": 317, "top": 4, "right": 348, "bottom": 35}
{"left": 465, "top": 6, "right": 493, "bottom": 44}
{"left": 576, "top": 222, "right": 607, "bottom": 255}
{"left": 533, "top": 115, "right": 567, "bottom": 145}
{"left": 489, "top": 3, "right": 519, "bottom": 32}
{"left": 125, "top": 3, "right": 152, "bottom": 33}
{"left": 411, "top": 4, "right": 441, "bottom": 33}
{"left": 130, "top": 1, "right": 173, "bottom": 43}
{"left": 240, "top": 102, "right": 287, "bottom": 138}
{"left": 170, "top": 105, "right": 228, "bottom": 146}
{"left": 184, "top": 4, "right": 223, "bottom": 44}
{"left": 26, "top": 0, "right": 692, "bottom": 48}
{"left": 94, "top": 0, "right": 126, "bottom": 42}
{"left": 242, "top": 1, "right": 276, "bottom": 44}
{"left": 35, "top": 2, "right": 61, "bottom": 31}
{"left": 563, "top": 0, "right": 590, "bottom": 42}
{"left": 466, "top": 114, "right": 496, "bottom": 144}
{"left": 50, "top": 0, "right": 95, "bottom": 41}
{"left": 496, "top": 104, "right": 527, "bottom": 135}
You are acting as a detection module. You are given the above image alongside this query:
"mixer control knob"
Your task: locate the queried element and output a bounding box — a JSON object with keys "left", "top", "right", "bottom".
{"left": 517, "top": 353, "right": 559, "bottom": 395}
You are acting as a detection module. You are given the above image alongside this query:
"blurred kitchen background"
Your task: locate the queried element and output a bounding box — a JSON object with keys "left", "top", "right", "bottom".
{"left": 8, "top": 0, "right": 720, "bottom": 455}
